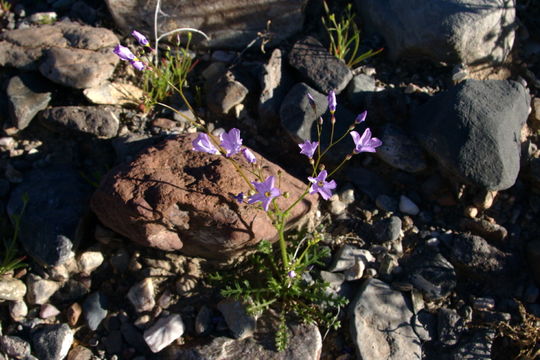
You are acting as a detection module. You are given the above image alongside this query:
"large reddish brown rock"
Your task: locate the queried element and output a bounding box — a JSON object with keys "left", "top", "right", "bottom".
{"left": 91, "top": 134, "right": 317, "bottom": 259}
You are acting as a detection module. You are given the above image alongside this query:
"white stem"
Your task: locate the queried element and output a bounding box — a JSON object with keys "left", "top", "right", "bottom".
{"left": 157, "top": 28, "right": 210, "bottom": 42}
{"left": 153, "top": 0, "right": 161, "bottom": 67}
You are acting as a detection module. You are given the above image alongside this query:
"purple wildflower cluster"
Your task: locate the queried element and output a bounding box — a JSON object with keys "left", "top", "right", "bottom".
{"left": 113, "top": 30, "right": 152, "bottom": 71}
{"left": 191, "top": 91, "right": 381, "bottom": 211}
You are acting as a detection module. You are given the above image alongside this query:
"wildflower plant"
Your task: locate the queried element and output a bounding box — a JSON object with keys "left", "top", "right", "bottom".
{"left": 322, "top": 1, "right": 382, "bottom": 68}
{"left": 114, "top": 13, "right": 382, "bottom": 349}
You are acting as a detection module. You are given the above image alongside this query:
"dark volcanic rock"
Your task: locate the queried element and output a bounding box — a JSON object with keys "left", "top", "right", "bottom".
{"left": 288, "top": 36, "right": 352, "bottom": 94}
{"left": 411, "top": 79, "right": 529, "bottom": 191}
{"left": 6, "top": 74, "right": 51, "bottom": 131}
{"left": 91, "top": 133, "right": 317, "bottom": 259}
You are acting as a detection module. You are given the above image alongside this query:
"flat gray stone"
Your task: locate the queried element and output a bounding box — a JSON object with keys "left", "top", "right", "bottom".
{"left": 217, "top": 299, "right": 256, "bottom": 340}
{"left": 349, "top": 278, "right": 421, "bottom": 360}
{"left": 40, "top": 106, "right": 119, "bottom": 138}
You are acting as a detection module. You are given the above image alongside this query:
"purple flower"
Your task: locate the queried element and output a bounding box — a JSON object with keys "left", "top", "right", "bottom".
{"left": 308, "top": 170, "right": 336, "bottom": 200}
{"left": 328, "top": 90, "right": 337, "bottom": 113}
{"left": 233, "top": 193, "right": 244, "bottom": 203}
{"left": 192, "top": 133, "right": 219, "bottom": 155}
{"left": 248, "top": 176, "right": 281, "bottom": 211}
{"left": 220, "top": 128, "right": 243, "bottom": 157}
{"left": 132, "top": 30, "right": 149, "bottom": 46}
{"left": 288, "top": 270, "right": 297, "bottom": 278}
{"left": 298, "top": 140, "right": 319, "bottom": 159}
{"left": 307, "top": 93, "right": 316, "bottom": 110}
{"left": 130, "top": 60, "right": 145, "bottom": 71}
{"left": 113, "top": 44, "right": 136, "bottom": 61}
{"left": 241, "top": 148, "right": 256, "bottom": 163}
{"left": 350, "top": 128, "right": 382, "bottom": 153}
{"left": 355, "top": 110, "right": 367, "bottom": 124}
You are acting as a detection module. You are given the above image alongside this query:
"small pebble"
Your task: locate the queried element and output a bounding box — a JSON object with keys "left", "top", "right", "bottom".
{"left": 66, "top": 302, "right": 82, "bottom": 327}
{"left": 9, "top": 300, "right": 28, "bottom": 321}
{"left": 128, "top": 278, "right": 155, "bottom": 313}
{"left": 78, "top": 250, "right": 105, "bottom": 274}
{"left": 143, "top": 314, "right": 185, "bottom": 353}
{"left": 40, "top": 303, "right": 61, "bottom": 319}
{"left": 464, "top": 206, "right": 478, "bottom": 218}
{"left": 399, "top": 195, "right": 420, "bottom": 215}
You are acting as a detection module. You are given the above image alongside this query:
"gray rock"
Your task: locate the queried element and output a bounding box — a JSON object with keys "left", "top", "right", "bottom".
{"left": 346, "top": 73, "right": 377, "bottom": 106}
{"left": 77, "top": 250, "right": 104, "bottom": 274}
{"left": 6, "top": 74, "right": 51, "bottom": 131}
{"left": 443, "top": 234, "right": 514, "bottom": 279}
{"left": 411, "top": 79, "right": 529, "bottom": 191}
{"left": 143, "top": 313, "right": 185, "bottom": 353}
{"left": 328, "top": 244, "right": 375, "bottom": 272}
{"left": 0, "top": 277, "right": 26, "bottom": 301}
{"left": 32, "top": 323, "right": 74, "bottom": 360}
{"left": 259, "top": 48, "right": 291, "bottom": 125}
{"left": 0, "top": 335, "right": 31, "bottom": 359}
{"left": 168, "top": 318, "right": 321, "bottom": 360}
{"left": 217, "top": 299, "right": 257, "bottom": 340}
{"left": 349, "top": 278, "right": 422, "bottom": 360}
{"left": 127, "top": 278, "right": 155, "bottom": 313}
{"left": 26, "top": 274, "right": 61, "bottom": 305}
{"left": 373, "top": 216, "right": 402, "bottom": 243}
{"left": 40, "top": 106, "right": 119, "bottom": 138}
{"left": 288, "top": 36, "right": 352, "bottom": 94}
{"left": 83, "top": 292, "right": 108, "bottom": 331}
{"left": 280, "top": 82, "right": 356, "bottom": 162}
{"left": 437, "top": 308, "right": 464, "bottom": 346}
{"left": 206, "top": 70, "right": 248, "bottom": 115}
{"left": 9, "top": 300, "right": 28, "bottom": 321}
{"left": 377, "top": 124, "right": 427, "bottom": 173}
{"left": 408, "top": 251, "right": 456, "bottom": 301}
{"left": 399, "top": 195, "right": 420, "bottom": 215}
{"left": 7, "top": 167, "right": 93, "bottom": 266}
{"left": 105, "top": 0, "right": 307, "bottom": 49}
{"left": 356, "top": 0, "right": 516, "bottom": 65}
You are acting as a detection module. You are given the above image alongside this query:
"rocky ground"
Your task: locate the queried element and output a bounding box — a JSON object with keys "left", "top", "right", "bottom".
{"left": 0, "top": 0, "right": 540, "bottom": 359}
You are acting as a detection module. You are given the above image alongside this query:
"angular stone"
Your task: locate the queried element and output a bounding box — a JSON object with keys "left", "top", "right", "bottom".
{"left": 6, "top": 74, "right": 51, "bottom": 131}
{"left": 26, "top": 274, "right": 61, "bottom": 305}
{"left": 411, "top": 79, "right": 529, "bottom": 191}
{"left": 206, "top": 71, "right": 248, "bottom": 115}
{"left": 0, "top": 335, "right": 31, "bottom": 359}
{"left": 83, "top": 292, "right": 108, "bottom": 331}
{"left": 91, "top": 133, "right": 317, "bottom": 259}
{"left": 144, "top": 314, "right": 185, "bottom": 353}
{"left": 408, "top": 250, "right": 456, "bottom": 301}
{"left": 39, "top": 47, "right": 118, "bottom": 89}
{"left": 0, "top": 277, "right": 26, "bottom": 301}
{"left": 40, "top": 106, "right": 119, "bottom": 138}
{"left": 127, "top": 278, "right": 155, "bottom": 313}
{"left": 105, "top": 0, "right": 307, "bottom": 49}
{"left": 217, "top": 299, "right": 256, "bottom": 339}
{"left": 288, "top": 36, "right": 352, "bottom": 94}
{"left": 259, "top": 48, "right": 291, "bottom": 125}
{"left": 356, "top": 0, "right": 516, "bottom": 65}
{"left": 328, "top": 245, "right": 375, "bottom": 272}
{"left": 32, "top": 323, "right": 74, "bottom": 360}
{"left": 349, "top": 278, "right": 421, "bottom": 360}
